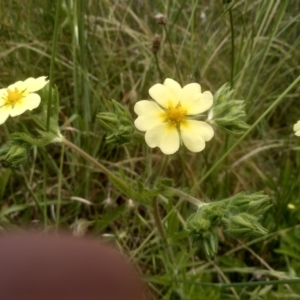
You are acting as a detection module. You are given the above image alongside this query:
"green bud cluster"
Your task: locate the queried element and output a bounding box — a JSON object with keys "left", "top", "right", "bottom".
{"left": 186, "top": 202, "right": 223, "bottom": 258}
{"left": 97, "top": 100, "right": 134, "bottom": 145}
{"left": 209, "top": 83, "right": 250, "bottom": 134}
{"left": 186, "top": 192, "right": 271, "bottom": 258}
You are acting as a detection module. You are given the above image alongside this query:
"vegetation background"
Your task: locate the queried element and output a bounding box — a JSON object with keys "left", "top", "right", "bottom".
{"left": 0, "top": 0, "right": 300, "bottom": 299}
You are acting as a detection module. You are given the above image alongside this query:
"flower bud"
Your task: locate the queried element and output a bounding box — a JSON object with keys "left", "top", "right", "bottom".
{"left": 227, "top": 213, "right": 268, "bottom": 238}
{"left": 97, "top": 112, "right": 119, "bottom": 132}
{"left": 186, "top": 214, "right": 211, "bottom": 233}
{"left": 97, "top": 100, "right": 134, "bottom": 145}
{"left": 0, "top": 143, "right": 28, "bottom": 166}
{"left": 202, "top": 230, "right": 219, "bottom": 258}
{"left": 209, "top": 83, "right": 250, "bottom": 134}
{"left": 228, "top": 192, "right": 271, "bottom": 215}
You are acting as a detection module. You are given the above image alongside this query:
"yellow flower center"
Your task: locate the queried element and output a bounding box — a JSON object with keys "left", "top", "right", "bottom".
{"left": 5, "top": 88, "right": 24, "bottom": 107}
{"left": 166, "top": 105, "right": 186, "bottom": 125}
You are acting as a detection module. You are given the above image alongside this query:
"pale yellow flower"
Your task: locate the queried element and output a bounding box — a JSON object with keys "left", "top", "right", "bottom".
{"left": 294, "top": 121, "right": 300, "bottom": 136}
{"left": 134, "top": 78, "right": 214, "bottom": 155}
{"left": 0, "top": 76, "right": 49, "bottom": 125}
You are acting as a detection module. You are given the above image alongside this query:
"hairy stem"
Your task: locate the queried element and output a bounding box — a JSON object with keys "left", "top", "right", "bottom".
{"left": 62, "top": 138, "right": 128, "bottom": 191}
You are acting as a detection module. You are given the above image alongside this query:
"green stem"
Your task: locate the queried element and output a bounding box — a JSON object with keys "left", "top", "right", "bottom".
{"left": 229, "top": 8, "right": 235, "bottom": 89}
{"left": 194, "top": 74, "right": 300, "bottom": 189}
{"left": 62, "top": 138, "right": 128, "bottom": 191}
{"left": 43, "top": 159, "right": 48, "bottom": 228}
{"left": 163, "top": 278, "right": 300, "bottom": 288}
{"left": 56, "top": 142, "right": 65, "bottom": 228}
{"left": 154, "top": 53, "right": 163, "bottom": 82}
{"left": 47, "top": 0, "right": 61, "bottom": 131}
{"left": 152, "top": 155, "right": 170, "bottom": 243}
{"left": 164, "top": 25, "right": 182, "bottom": 85}
{"left": 167, "top": 187, "right": 203, "bottom": 206}
{"left": 152, "top": 196, "right": 168, "bottom": 243}
{"left": 20, "top": 166, "right": 43, "bottom": 215}
{"left": 157, "top": 155, "right": 170, "bottom": 178}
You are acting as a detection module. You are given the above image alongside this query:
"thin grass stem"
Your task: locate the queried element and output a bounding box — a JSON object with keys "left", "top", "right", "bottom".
{"left": 154, "top": 278, "right": 300, "bottom": 288}
{"left": 229, "top": 8, "right": 235, "bottom": 89}
{"left": 152, "top": 196, "right": 168, "bottom": 243}
{"left": 154, "top": 53, "right": 164, "bottom": 82}
{"left": 46, "top": 0, "right": 61, "bottom": 131}
{"left": 43, "top": 159, "right": 48, "bottom": 227}
{"left": 152, "top": 155, "right": 170, "bottom": 243}
{"left": 164, "top": 25, "right": 183, "bottom": 85}
{"left": 56, "top": 142, "right": 65, "bottom": 229}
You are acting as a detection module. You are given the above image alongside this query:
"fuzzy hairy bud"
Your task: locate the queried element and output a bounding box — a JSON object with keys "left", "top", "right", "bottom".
{"left": 96, "top": 100, "right": 134, "bottom": 145}
{"left": 0, "top": 143, "right": 28, "bottom": 167}
{"left": 226, "top": 213, "right": 268, "bottom": 238}
{"left": 208, "top": 83, "right": 250, "bottom": 134}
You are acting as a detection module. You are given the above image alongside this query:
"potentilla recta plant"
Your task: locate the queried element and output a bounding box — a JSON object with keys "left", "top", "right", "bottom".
{"left": 0, "top": 75, "right": 274, "bottom": 258}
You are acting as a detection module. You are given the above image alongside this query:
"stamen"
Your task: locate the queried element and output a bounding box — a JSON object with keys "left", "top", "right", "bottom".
{"left": 5, "top": 87, "right": 24, "bottom": 108}
{"left": 166, "top": 104, "right": 186, "bottom": 124}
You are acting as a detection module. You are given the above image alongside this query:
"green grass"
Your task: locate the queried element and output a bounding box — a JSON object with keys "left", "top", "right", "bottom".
{"left": 1, "top": 0, "right": 300, "bottom": 299}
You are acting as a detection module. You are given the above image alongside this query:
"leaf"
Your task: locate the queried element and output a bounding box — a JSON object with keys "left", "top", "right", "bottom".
{"left": 11, "top": 131, "right": 58, "bottom": 147}
{"left": 94, "top": 207, "right": 126, "bottom": 232}
{"left": 109, "top": 175, "right": 157, "bottom": 205}
{"left": 0, "top": 168, "right": 11, "bottom": 200}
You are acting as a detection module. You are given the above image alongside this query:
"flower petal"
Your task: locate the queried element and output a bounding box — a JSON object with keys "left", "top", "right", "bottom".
{"left": 163, "top": 78, "right": 182, "bottom": 103}
{"left": 23, "top": 76, "right": 49, "bottom": 93}
{"left": 145, "top": 123, "right": 180, "bottom": 154}
{"left": 149, "top": 78, "right": 182, "bottom": 108}
{"left": 0, "top": 89, "right": 8, "bottom": 104}
{"left": 182, "top": 83, "right": 201, "bottom": 96}
{"left": 294, "top": 121, "right": 300, "bottom": 136}
{"left": 134, "top": 100, "right": 164, "bottom": 116}
{"left": 180, "top": 120, "right": 214, "bottom": 152}
{"left": 134, "top": 100, "right": 165, "bottom": 131}
{"left": 0, "top": 106, "right": 12, "bottom": 125}
{"left": 10, "top": 93, "right": 41, "bottom": 117}
{"left": 8, "top": 81, "right": 27, "bottom": 94}
{"left": 135, "top": 116, "right": 164, "bottom": 132}
{"left": 181, "top": 87, "right": 213, "bottom": 115}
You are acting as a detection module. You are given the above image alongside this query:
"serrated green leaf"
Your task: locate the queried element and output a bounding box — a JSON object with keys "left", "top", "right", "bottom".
{"left": 11, "top": 131, "right": 59, "bottom": 146}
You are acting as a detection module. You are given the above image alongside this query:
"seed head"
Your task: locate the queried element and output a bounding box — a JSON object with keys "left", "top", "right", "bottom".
{"left": 152, "top": 34, "right": 161, "bottom": 54}
{"left": 154, "top": 13, "right": 167, "bottom": 25}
